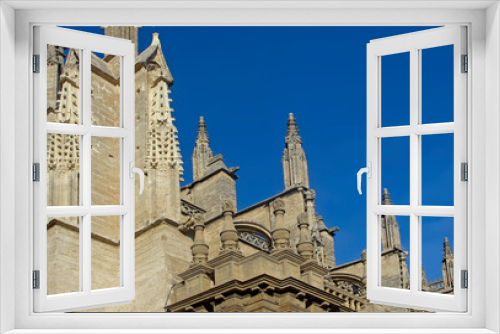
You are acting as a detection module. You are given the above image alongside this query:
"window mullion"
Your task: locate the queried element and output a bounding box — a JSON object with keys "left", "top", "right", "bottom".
{"left": 409, "top": 47, "right": 420, "bottom": 294}
{"left": 81, "top": 48, "right": 92, "bottom": 294}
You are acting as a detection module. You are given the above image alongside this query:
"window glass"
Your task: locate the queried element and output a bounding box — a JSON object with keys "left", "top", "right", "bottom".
{"left": 381, "top": 52, "right": 410, "bottom": 127}
{"left": 421, "top": 45, "right": 454, "bottom": 124}
{"left": 47, "top": 216, "right": 81, "bottom": 295}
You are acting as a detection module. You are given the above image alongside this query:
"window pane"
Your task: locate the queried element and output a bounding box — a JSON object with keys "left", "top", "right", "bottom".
{"left": 421, "top": 133, "right": 454, "bottom": 206}
{"left": 421, "top": 217, "right": 454, "bottom": 295}
{"left": 381, "top": 52, "right": 410, "bottom": 127}
{"left": 91, "top": 216, "right": 121, "bottom": 290}
{"left": 47, "top": 45, "right": 80, "bottom": 124}
{"left": 380, "top": 215, "right": 410, "bottom": 290}
{"left": 421, "top": 45, "right": 454, "bottom": 124}
{"left": 47, "top": 134, "right": 81, "bottom": 206}
{"left": 91, "top": 52, "right": 121, "bottom": 127}
{"left": 47, "top": 216, "right": 81, "bottom": 295}
{"left": 381, "top": 137, "right": 410, "bottom": 205}
{"left": 91, "top": 137, "right": 121, "bottom": 205}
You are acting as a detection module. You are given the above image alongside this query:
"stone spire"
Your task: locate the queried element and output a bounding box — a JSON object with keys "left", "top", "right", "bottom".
{"left": 140, "top": 32, "right": 183, "bottom": 222}
{"left": 192, "top": 116, "right": 213, "bottom": 181}
{"left": 220, "top": 200, "right": 240, "bottom": 253}
{"left": 296, "top": 212, "right": 314, "bottom": 260}
{"left": 382, "top": 188, "right": 393, "bottom": 205}
{"left": 442, "top": 237, "right": 454, "bottom": 288}
{"left": 422, "top": 265, "right": 429, "bottom": 289}
{"left": 191, "top": 213, "right": 209, "bottom": 263}
{"left": 282, "top": 113, "right": 310, "bottom": 189}
{"left": 271, "top": 198, "right": 290, "bottom": 250}
{"left": 381, "top": 188, "right": 402, "bottom": 251}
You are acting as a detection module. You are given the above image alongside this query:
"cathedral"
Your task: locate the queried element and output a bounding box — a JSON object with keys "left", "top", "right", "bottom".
{"left": 45, "top": 27, "right": 454, "bottom": 312}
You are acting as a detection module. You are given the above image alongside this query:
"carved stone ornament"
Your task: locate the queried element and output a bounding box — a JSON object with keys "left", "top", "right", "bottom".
{"left": 305, "top": 189, "right": 316, "bottom": 201}
{"left": 221, "top": 199, "right": 235, "bottom": 213}
{"left": 179, "top": 210, "right": 205, "bottom": 233}
{"left": 272, "top": 198, "right": 285, "bottom": 212}
{"left": 297, "top": 212, "right": 309, "bottom": 226}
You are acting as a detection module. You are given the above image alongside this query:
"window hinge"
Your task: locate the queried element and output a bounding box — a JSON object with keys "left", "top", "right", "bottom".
{"left": 461, "top": 162, "right": 468, "bottom": 182}
{"left": 461, "top": 270, "right": 468, "bottom": 289}
{"left": 461, "top": 54, "right": 468, "bottom": 73}
{"left": 33, "top": 270, "right": 40, "bottom": 289}
{"left": 33, "top": 54, "right": 40, "bottom": 73}
{"left": 33, "top": 163, "right": 40, "bottom": 182}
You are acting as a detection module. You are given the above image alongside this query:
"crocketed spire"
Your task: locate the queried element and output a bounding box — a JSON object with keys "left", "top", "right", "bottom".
{"left": 382, "top": 188, "right": 393, "bottom": 205}
{"left": 282, "top": 113, "right": 309, "bottom": 189}
{"left": 442, "top": 237, "right": 454, "bottom": 288}
{"left": 192, "top": 116, "right": 213, "bottom": 181}
{"left": 381, "top": 189, "right": 402, "bottom": 251}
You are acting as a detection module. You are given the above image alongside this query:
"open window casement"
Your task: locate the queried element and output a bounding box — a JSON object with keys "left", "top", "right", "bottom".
{"left": 363, "top": 26, "right": 467, "bottom": 312}
{"left": 33, "top": 26, "right": 141, "bottom": 312}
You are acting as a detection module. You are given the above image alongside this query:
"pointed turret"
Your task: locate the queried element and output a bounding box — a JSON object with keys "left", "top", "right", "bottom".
{"left": 382, "top": 188, "right": 393, "bottom": 205}
{"left": 138, "top": 32, "right": 183, "bottom": 222}
{"left": 421, "top": 265, "right": 429, "bottom": 289}
{"left": 282, "top": 113, "right": 309, "bottom": 189}
{"left": 442, "top": 237, "right": 454, "bottom": 288}
{"left": 381, "top": 189, "right": 402, "bottom": 251}
{"left": 192, "top": 116, "right": 213, "bottom": 181}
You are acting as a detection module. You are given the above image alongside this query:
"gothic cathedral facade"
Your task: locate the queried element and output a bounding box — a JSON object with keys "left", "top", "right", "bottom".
{"left": 46, "top": 27, "right": 454, "bottom": 312}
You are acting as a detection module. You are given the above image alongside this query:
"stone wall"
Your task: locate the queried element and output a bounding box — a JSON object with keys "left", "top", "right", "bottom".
{"left": 185, "top": 171, "right": 237, "bottom": 221}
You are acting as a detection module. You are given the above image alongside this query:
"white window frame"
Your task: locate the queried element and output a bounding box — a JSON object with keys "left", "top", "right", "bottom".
{"left": 33, "top": 26, "right": 136, "bottom": 312}
{"left": 365, "top": 26, "right": 467, "bottom": 312}
{"left": 1, "top": 1, "right": 499, "bottom": 333}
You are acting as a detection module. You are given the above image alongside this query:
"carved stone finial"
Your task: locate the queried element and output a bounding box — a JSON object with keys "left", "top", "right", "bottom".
{"left": 191, "top": 212, "right": 209, "bottom": 264}
{"left": 361, "top": 249, "right": 367, "bottom": 262}
{"left": 296, "top": 212, "right": 313, "bottom": 260}
{"left": 382, "top": 188, "right": 393, "bottom": 205}
{"left": 220, "top": 200, "right": 240, "bottom": 253}
{"left": 283, "top": 113, "right": 310, "bottom": 189}
{"left": 193, "top": 212, "right": 205, "bottom": 226}
{"left": 271, "top": 198, "right": 290, "bottom": 251}
{"left": 297, "top": 212, "right": 309, "bottom": 226}
{"left": 221, "top": 200, "right": 235, "bottom": 214}
{"left": 272, "top": 198, "right": 285, "bottom": 213}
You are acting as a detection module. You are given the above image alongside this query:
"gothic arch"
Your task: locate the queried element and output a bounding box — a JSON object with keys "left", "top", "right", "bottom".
{"left": 234, "top": 221, "right": 272, "bottom": 252}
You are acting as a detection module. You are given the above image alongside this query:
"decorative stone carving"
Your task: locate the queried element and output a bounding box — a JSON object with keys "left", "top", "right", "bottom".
{"left": 296, "top": 212, "right": 313, "bottom": 260}
{"left": 283, "top": 113, "right": 310, "bottom": 189}
{"left": 191, "top": 213, "right": 209, "bottom": 264}
{"left": 179, "top": 201, "right": 206, "bottom": 232}
{"left": 237, "top": 231, "right": 270, "bottom": 252}
{"left": 272, "top": 198, "right": 285, "bottom": 212}
{"left": 271, "top": 198, "right": 290, "bottom": 251}
{"left": 297, "top": 212, "right": 309, "bottom": 225}
{"left": 221, "top": 200, "right": 235, "bottom": 214}
{"left": 305, "top": 189, "right": 316, "bottom": 201}
{"left": 220, "top": 202, "right": 240, "bottom": 253}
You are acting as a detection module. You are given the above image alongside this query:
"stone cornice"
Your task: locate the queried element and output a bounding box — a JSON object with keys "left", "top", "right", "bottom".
{"left": 166, "top": 274, "right": 351, "bottom": 312}
{"left": 178, "top": 263, "right": 214, "bottom": 281}
{"left": 206, "top": 250, "right": 244, "bottom": 268}
{"left": 233, "top": 186, "right": 307, "bottom": 218}
{"left": 181, "top": 167, "right": 239, "bottom": 191}
{"left": 301, "top": 259, "right": 329, "bottom": 276}
{"left": 270, "top": 248, "right": 305, "bottom": 265}
{"left": 134, "top": 217, "right": 179, "bottom": 238}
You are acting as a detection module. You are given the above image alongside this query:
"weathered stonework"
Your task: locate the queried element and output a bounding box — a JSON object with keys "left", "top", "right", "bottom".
{"left": 46, "top": 27, "right": 454, "bottom": 313}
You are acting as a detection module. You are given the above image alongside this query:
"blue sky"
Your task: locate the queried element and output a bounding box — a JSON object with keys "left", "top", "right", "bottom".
{"left": 67, "top": 26, "right": 454, "bottom": 284}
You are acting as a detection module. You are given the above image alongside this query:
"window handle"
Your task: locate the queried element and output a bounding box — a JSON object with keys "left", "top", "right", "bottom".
{"left": 357, "top": 162, "right": 372, "bottom": 195}
{"left": 129, "top": 161, "right": 145, "bottom": 195}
